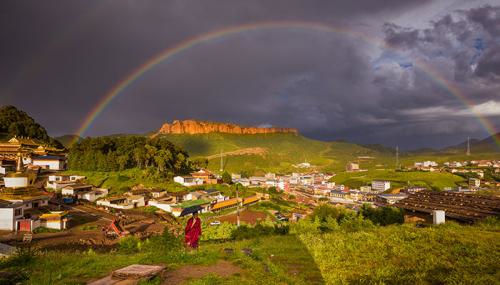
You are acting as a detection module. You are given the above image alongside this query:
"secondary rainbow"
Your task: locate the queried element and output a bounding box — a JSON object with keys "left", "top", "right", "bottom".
{"left": 73, "top": 21, "right": 499, "bottom": 147}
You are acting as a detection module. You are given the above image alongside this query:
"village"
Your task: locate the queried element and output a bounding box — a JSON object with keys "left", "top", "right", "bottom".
{"left": 0, "top": 135, "right": 499, "bottom": 254}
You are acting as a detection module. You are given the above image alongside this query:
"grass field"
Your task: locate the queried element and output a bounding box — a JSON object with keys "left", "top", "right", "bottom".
{"left": 2, "top": 220, "right": 498, "bottom": 284}
{"left": 157, "top": 133, "right": 499, "bottom": 175}
{"left": 158, "top": 133, "right": 392, "bottom": 174}
{"left": 60, "top": 169, "right": 186, "bottom": 194}
{"left": 330, "top": 169, "right": 466, "bottom": 190}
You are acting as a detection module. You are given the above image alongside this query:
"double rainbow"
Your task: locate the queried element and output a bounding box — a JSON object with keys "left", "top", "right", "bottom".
{"left": 73, "top": 21, "right": 499, "bottom": 147}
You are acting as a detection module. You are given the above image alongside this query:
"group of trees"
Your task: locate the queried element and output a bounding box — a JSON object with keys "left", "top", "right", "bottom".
{"left": 68, "top": 136, "right": 192, "bottom": 176}
{"left": 0, "top": 105, "right": 63, "bottom": 148}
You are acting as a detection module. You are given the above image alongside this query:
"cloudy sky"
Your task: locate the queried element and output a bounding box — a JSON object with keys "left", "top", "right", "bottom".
{"left": 1, "top": 0, "right": 499, "bottom": 149}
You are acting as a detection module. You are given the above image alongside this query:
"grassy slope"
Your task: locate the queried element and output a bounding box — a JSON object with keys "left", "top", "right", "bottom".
{"left": 331, "top": 169, "right": 466, "bottom": 190}
{"left": 9, "top": 222, "right": 499, "bottom": 284}
{"left": 159, "top": 134, "right": 499, "bottom": 175}
{"left": 61, "top": 169, "right": 186, "bottom": 194}
{"left": 159, "top": 133, "right": 389, "bottom": 173}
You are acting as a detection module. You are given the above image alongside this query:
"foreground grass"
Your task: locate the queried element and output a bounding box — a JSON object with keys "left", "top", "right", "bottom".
{"left": 2, "top": 221, "right": 498, "bottom": 284}
{"left": 301, "top": 223, "right": 500, "bottom": 284}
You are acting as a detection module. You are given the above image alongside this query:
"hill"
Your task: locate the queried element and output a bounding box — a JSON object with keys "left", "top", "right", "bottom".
{"left": 0, "top": 105, "right": 63, "bottom": 148}
{"left": 156, "top": 119, "right": 298, "bottom": 135}
{"left": 156, "top": 133, "right": 393, "bottom": 174}
{"left": 55, "top": 134, "right": 82, "bottom": 148}
{"left": 441, "top": 133, "right": 500, "bottom": 154}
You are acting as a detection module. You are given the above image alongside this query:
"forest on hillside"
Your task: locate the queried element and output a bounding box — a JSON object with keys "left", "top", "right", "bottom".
{"left": 0, "top": 105, "right": 63, "bottom": 148}
{"left": 68, "top": 136, "right": 194, "bottom": 176}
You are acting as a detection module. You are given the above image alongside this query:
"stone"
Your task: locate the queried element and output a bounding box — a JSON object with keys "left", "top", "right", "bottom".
{"left": 88, "top": 264, "right": 165, "bottom": 285}
{"left": 241, "top": 248, "right": 253, "bottom": 256}
{"left": 156, "top": 120, "right": 298, "bottom": 136}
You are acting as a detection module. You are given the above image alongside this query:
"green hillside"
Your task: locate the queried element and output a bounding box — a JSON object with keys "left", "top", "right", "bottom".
{"left": 0, "top": 105, "right": 63, "bottom": 148}
{"left": 157, "top": 133, "right": 391, "bottom": 174}
{"left": 155, "top": 133, "right": 500, "bottom": 175}
{"left": 55, "top": 134, "right": 82, "bottom": 148}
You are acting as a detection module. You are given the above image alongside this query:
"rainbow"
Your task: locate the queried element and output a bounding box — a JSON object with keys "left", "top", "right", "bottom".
{"left": 73, "top": 21, "right": 499, "bottom": 147}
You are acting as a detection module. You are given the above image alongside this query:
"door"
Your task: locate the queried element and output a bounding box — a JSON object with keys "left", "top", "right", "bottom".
{"left": 18, "top": 220, "right": 31, "bottom": 232}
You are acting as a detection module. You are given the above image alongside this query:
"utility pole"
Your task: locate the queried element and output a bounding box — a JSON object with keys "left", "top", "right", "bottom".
{"left": 395, "top": 146, "right": 399, "bottom": 170}
{"left": 235, "top": 184, "right": 240, "bottom": 227}
{"left": 466, "top": 137, "right": 471, "bottom": 156}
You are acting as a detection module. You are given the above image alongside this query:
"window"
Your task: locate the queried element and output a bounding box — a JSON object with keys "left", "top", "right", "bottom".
{"left": 14, "top": 208, "right": 22, "bottom": 216}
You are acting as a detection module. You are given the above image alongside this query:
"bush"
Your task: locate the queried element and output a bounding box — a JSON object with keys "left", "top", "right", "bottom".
{"left": 33, "top": 227, "right": 60, "bottom": 234}
{"left": 290, "top": 218, "right": 321, "bottom": 235}
{"left": 339, "top": 215, "right": 375, "bottom": 232}
{"left": 360, "top": 204, "right": 404, "bottom": 226}
{"left": 230, "top": 223, "right": 289, "bottom": 241}
{"left": 201, "top": 222, "right": 237, "bottom": 241}
{"left": 118, "top": 236, "right": 142, "bottom": 253}
{"left": 310, "top": 204, "right": 352, "bottom": 223}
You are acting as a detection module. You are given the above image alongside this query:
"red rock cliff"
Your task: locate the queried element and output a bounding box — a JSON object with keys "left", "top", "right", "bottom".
{"left": 157, "top": 120, "right": 298, "bottom": 135}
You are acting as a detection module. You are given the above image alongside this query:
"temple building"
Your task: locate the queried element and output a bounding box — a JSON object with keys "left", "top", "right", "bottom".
{"left": 0, "top": 137, "right": 66, "bottom": 171}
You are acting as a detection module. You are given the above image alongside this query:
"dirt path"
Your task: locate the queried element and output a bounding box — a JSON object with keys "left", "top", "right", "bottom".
{"left": 163, "top": 260, "right": 242, "bottom": 284}
{"left": 205, "top": 147, "right": 267, "bottom": 159}
{"left": 218, "top": 209, "right": 268, "bottom": 225}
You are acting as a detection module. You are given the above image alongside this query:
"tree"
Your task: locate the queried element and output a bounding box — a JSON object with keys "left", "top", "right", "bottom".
{"left": 222, "top": 171, "right": 232, "bottom": 184}
{"left": 0, "top": 105, "right": 63, "bottom": 148}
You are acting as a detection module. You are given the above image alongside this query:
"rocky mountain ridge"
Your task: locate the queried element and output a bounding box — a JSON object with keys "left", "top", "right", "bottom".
{"left": 156, "top": 120, "right": 298, "bottom": 135}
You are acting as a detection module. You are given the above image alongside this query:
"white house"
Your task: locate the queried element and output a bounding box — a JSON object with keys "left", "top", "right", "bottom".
{"left": 0, "top": 202, "right": 24, "bottom": 231}
{"left": 39, "top": 211, "right": 69, "bottom": 230}
{"left": 97, "top": 195, "right": 145, "bottom": 210}
{"left": 32, "top": 156, "right": 66, "bottom": 171}
{"left": 3, "top": 176, "right": 28, "bottom": 189}
{"left": 183, "top": 191, "right": 204, "bottom": 201}
{"left": 234, "top": 178, "right": 250, "bottom": 187}
{"left": 371, "top": 180, "right": 391, "bottom": 192}
{"left": 148, "top": 198, "right": 176, "bottom": 213}
{"left": 150, "top": 189, "right": 167, "bottom": 198}
{"left": 61, "top": 184, "right": 93, "bottom": 196}
{"left": 415, "top": 161, "right": 438, "bottom": 168}
{"left": 360, "top": 186, "right": 372, "bottom": 192}
{"left": 78, "top": 188, "right": 108, "bottom": 202}
{"left": 173, "top": 176, "right": 203, "bottom": 187}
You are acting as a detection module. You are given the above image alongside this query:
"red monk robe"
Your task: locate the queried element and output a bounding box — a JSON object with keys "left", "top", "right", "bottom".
{"left": 184, "top": 213, "right": 202, "bottom": 248}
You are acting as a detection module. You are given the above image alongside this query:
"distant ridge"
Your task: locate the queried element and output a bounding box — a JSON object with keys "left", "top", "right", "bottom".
{"left": 156, "top": 120, "right": 298, "bottom": 135}
{"left": 441, "top": 132, "right": 500, "bottom": 153}
{"left": 55, "top": 134, "right": 82, "bottom": 148}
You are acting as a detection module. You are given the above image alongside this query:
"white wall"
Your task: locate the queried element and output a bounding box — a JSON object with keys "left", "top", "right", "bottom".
{"left": 148, "top": 200, "right": 173, "bottom": 212}
{"left": 33, "top": 160, "right": 63, "bottom": 170}
{"left": 0, "top": 209, "right": 15, "bottom": 231}
{"left": 4, "top": 177, "right": 28, "bottom": 188}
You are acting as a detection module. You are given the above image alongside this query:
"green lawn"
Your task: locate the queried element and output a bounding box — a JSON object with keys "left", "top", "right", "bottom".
{"left": 331, "top": 169, "right": 466, "bottom": 190}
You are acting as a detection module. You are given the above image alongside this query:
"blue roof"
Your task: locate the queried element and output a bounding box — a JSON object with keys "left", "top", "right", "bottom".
{"left": 33, "top": 155, "right": 65, "bottom": 160}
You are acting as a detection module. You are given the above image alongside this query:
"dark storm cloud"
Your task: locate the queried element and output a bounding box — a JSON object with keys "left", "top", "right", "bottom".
{"left": 1, "top": 0, "right": 498, "bottom": 149}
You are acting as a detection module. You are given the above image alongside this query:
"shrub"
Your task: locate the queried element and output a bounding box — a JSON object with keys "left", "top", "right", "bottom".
{"left": 230, "top": 222, "right": 289, "bottom": 240}
{"left": 33, "top": 227, "right": 60, "bottom": 234}
{"left": 290, "top": 218, "right": 321, "bottom": 235}
{"left": 118, "top": 236, "right": 141, "bottom": 253}
{"left": 360, "top": 204, "right": 404, "bottom": 226}
{"left": 339, "top": 215, "right": 375, "bottom": 232}
{"left": 310, "top": 204, "right": 352, "bottom": 224}
{"left": 201, "top": 222, "right": 237, "bottom": 241}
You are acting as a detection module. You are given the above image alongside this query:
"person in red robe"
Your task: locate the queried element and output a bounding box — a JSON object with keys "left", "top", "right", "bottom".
{"left": 184, "top": 211, "right": 202, "bottom": 249}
